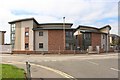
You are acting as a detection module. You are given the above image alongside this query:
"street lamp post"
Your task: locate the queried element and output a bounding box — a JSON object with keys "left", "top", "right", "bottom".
{"left": 63, "top": 17, "right": 65, "bottom": 51}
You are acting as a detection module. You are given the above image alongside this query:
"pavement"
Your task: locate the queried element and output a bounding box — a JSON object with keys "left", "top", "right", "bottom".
{"left": 2, "top": 61, "right": 66, "bottom": 78}
{"left": 0, "top": 53, "right": 119, "bottom": 79}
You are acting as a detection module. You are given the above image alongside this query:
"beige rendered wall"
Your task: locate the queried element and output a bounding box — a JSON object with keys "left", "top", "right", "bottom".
{"left": 34, "top": 30, "right": 48, "bottom": 51}
{"left": 74, "top": 30, "right": 82, "bottom": 36}
{"left": 14, "top": 20, "right": 34, "bottom": 50}
{"left": 100, "top": 27, "right": 109, "bottom": 33}
{"left": 110, "top": 36, "right": 112, "bottom": 44}
{"left": 14, "top": 22, "right": 21, "bottom": 50}
{"left": 21, "top": 20, "right": 34, "bottom": 50}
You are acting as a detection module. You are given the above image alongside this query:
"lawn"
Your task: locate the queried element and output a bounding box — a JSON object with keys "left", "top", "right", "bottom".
{"left": 1, "top": 64, "right": 26, "bottom": 80}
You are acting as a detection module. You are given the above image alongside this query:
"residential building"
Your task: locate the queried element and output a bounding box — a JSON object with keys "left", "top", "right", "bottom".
{"left": 9, "top": 18, "right": 112, "bottom": 54}
{"left": 9, "top": 18, "right": 75, "bottom": 54}
{"left": 110, "top": 34, "right": 120, "bottom": 46}
{"left": 0, "top": 31, "right": 6, "bottom": 45}
{"left": 74, "top": 25, "right": 111, "bottom": 53}
{"left": 110, "top": 34, "right": 120, "bottom": 51}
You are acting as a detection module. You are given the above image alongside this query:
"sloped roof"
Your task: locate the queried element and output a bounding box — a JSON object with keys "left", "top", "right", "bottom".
{"left": 8, "top": 17, "right": 39, "bottom": 24}
{"left": 77, "top": 25, "right": 111, "bottom": 30}
{"left": 39, "top": 23, "right": 73, "bottom": 26}
{"left": 32, "top": 27, "right": 75, "bottom": 30}
{"left": 76, "top": 25, "right": 99, "bottom": 30}
{"left": 99, "top": 25, "right": 111, "bottom": 30}
{"left": 80, "top": 30, "right": 107, "bottom": 34}
{"left": 8, "top": 18, "right": 73, "bottom": 27}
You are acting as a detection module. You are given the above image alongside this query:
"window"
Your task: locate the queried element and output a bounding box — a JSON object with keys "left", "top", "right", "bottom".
{"left": 25, "top": 32, "right": 29, "bottom": 36}
{"left": 84, "top": 34, "right": 86, "bottom": 39}
{"left": 39, "top": 43, "right": 43, "bottom": 48}
{"left": 84, "top": 33, "right": 91, "bottom": 39}
{"left": 103, "top": 34, "right": 105, "bottom": 39}
{"left": 66, "top": 31, "right": 73, "bottom": 38}
{"left": 25, "top": 43, "right": 29, "bottom": 49}
{"left": 66, "top": 43, "right": 70, "bottom": 50}
{"left": 11, "top": 34, "right": 15, "bottom": 40}
{"left": 70, "top": 32, "right": 73, "bottom": 36}
{"left": 11, "top": 24, "right": 15, "bottom": 32}
{"left": 66, "top": 31, "right": 69, "bottom": 37}
{"left": 39, "top": 32, "right": 43, "bottom": 36}
{"left": 11, "top": 24, "right": 16, "bottom": 49}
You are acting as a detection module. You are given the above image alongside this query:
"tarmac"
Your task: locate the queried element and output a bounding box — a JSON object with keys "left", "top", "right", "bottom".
{"left": 1, "top": 52, "right": 119, "bottom": 80}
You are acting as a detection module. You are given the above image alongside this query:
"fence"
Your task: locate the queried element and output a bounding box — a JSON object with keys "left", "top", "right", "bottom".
{"left": 0, "top": 45, "right": 12, "bottom": 54}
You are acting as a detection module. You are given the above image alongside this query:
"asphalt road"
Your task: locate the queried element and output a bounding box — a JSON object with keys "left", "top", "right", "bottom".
{"left": 1, "top": 53, "right": 119, "bottom": 79}
{"left": 32, "top": 56, "right": 118, "bottom": 78}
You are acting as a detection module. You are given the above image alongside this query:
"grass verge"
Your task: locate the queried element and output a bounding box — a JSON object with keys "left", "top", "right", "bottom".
{"left": 1, "top": 64, "right": 26, "bottom": 80}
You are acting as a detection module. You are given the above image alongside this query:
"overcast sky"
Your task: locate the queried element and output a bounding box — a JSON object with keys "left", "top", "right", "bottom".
{"left": 0, "top": 0, "right": 119, "bottom": 43}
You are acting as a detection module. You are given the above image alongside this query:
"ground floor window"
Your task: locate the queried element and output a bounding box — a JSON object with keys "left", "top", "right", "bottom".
{"left": 66, "top": 43, "right": 73, "bottom": 50}
{"left": 25, "top": 43, "right": 29, "bottom": 49}
{"left": 66, "top": 43, "right": 70, "bottom": 50}
{"left": 39, "top": 43, "right": 43, "bottom": 48}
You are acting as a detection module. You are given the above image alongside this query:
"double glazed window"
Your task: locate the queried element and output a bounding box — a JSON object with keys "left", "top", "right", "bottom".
{"left": 39, "top": 43, "right": 43, "bottom": 48}
{"left": 39, "top": 31, "right": 43, "bottom": 36}
{"left": 66, "top": 43, "right": 70, "bottom": 50}
{"left": 11, "top": 24, "right": 16, "bottom": 48}
{"left": 11, "top": 33, "right": 15, "bottom": 40}
{"left": 65, "top": 31, "right": 73, "bottom": 38}
{"left": 25, "top": 32, "right": 29, "bottom": 36}
{"left": 83, "top": 33, "right": 91, "bottom": 39}
{"left": 11, "top": 24, "right": 15, "bottom": 32}
{"left": 65, "top": 31, "right": 74, "bottom": 50}
{"left": 25, "top": 27, "right": 29, "bottom": 37}
{"left": 25, "top": 43, "right": 29, "bottom": 49}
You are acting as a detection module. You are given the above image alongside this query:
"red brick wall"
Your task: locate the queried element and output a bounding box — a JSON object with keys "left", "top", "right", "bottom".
{"left": 48, "top": 30, "right": 65, "bottom": 51}
{"left": 91, "top": 33, "right": 101, "bottom": 49}
{"left": 78, "top": 34, "right": 82, "bottom": 48}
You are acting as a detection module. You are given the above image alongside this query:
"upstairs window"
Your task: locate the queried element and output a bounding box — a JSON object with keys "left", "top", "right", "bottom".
{"left": 66, "top": 31, "right": 69, "bottom": 37}
{"left": 25, "top": 32, "right": 29, "bottom": 37}
{"left": 11, "top": 24, "right": 16, "bottom": 32}
{"left": 66, "top": 31, "right": 73, "bottom": 38}
{"left": 39, "top": 31, "right": 43, "bottom": 36}
{"left": 70, "top": 32, "right": 73, "bottom": 36}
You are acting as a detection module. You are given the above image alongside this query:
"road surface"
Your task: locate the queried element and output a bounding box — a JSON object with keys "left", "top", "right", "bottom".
{"left": 0, "top": 53, "right": 119, "bottom": 80}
